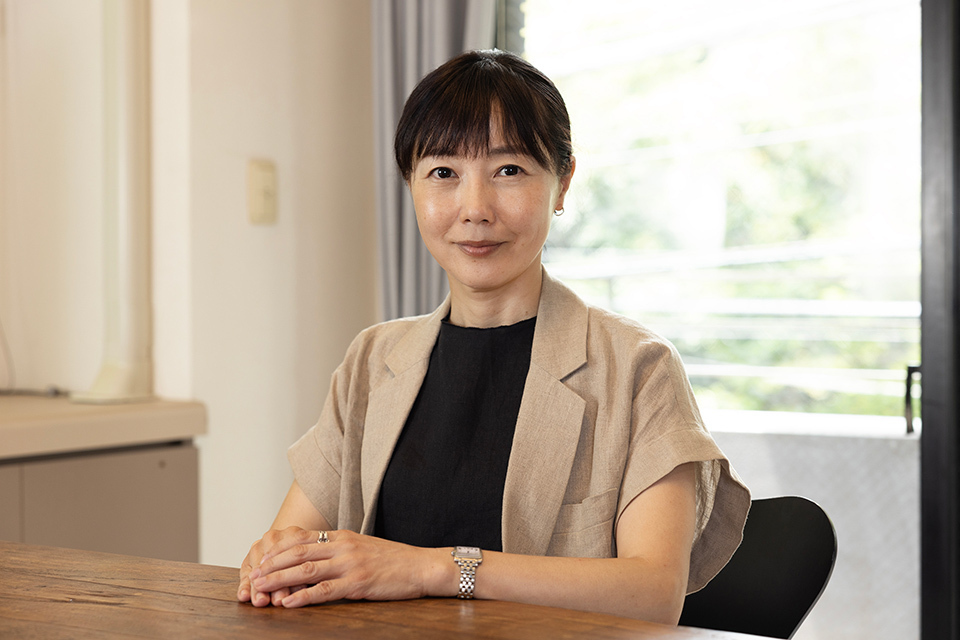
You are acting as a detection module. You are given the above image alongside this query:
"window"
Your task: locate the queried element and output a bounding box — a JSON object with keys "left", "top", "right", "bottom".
{"left": 513, "top": 0, "right": 921, "bottom": 423}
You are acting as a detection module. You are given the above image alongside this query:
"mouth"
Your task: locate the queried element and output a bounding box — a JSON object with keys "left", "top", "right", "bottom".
{"left": 455, "top": 240, "right": 504, "bottom": 258}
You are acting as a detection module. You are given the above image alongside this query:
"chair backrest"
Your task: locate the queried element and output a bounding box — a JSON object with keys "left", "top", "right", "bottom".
{"left": 678, "top": 496, "right": 837, "bottom": 639}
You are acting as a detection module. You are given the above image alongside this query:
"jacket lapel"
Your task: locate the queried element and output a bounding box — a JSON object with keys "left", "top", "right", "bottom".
{"left": 502, "top": 271, "right": 589, "bottom": 555}
{"left": 358, "top": 300, "right": 449, "bottom": 534}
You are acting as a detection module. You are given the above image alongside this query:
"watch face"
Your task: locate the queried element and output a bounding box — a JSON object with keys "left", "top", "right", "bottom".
{"left": 454, "top": 546, "right": 482, "bottom": 560}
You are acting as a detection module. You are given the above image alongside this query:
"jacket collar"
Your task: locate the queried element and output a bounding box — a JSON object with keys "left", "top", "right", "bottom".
{"left": 502, "top": 269, "right": 589, "bottom": 554}
{"left": 381, "top": 269, "right": 589, "bottom": 378}
{"left": 529, "top": 270, "right": 589, "bottom": 380}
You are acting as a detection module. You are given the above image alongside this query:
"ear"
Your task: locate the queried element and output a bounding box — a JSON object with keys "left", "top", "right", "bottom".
{"left": 555, "top": 156, "right": 576, "bottom": 211}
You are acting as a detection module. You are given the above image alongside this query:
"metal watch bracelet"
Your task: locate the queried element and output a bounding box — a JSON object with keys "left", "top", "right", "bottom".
{"left": 451, "top": 546, "right": 483, "bottom": 599}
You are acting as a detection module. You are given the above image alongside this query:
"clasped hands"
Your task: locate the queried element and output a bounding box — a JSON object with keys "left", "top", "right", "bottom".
{"left": 238, "top": 526, "right": 454, "bottom": 608}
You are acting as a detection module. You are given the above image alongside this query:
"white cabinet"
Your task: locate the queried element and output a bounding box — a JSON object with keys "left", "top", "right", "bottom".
{"left": 0, "top": 397, "right": 205, "bottom": 562}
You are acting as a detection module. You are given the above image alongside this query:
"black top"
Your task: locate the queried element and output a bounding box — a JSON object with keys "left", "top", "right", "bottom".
{"left": 374, "top": 316, "right": 536, "bottom": 550}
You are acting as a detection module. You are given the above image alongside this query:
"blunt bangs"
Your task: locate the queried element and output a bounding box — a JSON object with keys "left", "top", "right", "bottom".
{"left": 395, "top": 50, "right": 572, "bottom": 181}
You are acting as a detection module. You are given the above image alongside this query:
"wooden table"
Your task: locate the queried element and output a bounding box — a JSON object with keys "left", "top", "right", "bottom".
{"left": 0, "top": 541, "right": 764, "bottom": 639}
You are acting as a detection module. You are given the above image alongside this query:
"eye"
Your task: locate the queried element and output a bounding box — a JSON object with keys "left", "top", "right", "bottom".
{"left": 430, "top": 167, "right": 455, "bottom": 179}
{"left": 498, "top": 164, "right": 523, "bottom": 177}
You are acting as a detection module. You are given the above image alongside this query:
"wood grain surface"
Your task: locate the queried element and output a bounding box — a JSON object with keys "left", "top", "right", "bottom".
{"left": 0, "top": 541, "right": 762, "bottom": 639}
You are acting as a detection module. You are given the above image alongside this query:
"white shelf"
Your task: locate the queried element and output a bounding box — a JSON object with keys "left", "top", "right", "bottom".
{"left": 0, "top": 396, "right": 206, "bottom": 460}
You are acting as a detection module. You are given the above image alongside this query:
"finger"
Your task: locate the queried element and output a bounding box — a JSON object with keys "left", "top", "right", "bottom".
{"left": 280, "top": 578, "right": 347, "bottom": 608}
{"left": 260, "top": 528, "right": 326, "bottom": 566}
{"left": 247, "top": 564, "right": 273, "bottom": 607}
{"left": 259, "top": 533, "right": 336, "bottom": 576}
{"left": 238, "top": 564, "right": 251, "bottom": 601}
{"left": 271, "top": 587, "right": 292, "bottom": 607}
{"left": 237, "top": 576, "right": 252, "bottom": 602}
{"left": 253, "top": 558, "right": 330, "bottom": 594}
{"left": 248, "top": 582, "right": 273, "bottom": 607}
{"left": 238, "top": 546, "right": 265, "bottom": 602}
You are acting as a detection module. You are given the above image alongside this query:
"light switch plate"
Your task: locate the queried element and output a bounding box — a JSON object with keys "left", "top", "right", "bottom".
{"left": 248, "top": 159, "right": 277, "bottom": 225}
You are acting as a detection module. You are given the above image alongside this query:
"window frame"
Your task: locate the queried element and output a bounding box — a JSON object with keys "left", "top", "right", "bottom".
{"left": 920, "top": 0, "right": 960, "bottom": 636}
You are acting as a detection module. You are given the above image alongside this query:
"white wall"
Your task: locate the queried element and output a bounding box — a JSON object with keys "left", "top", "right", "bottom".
{"left": 1, "top": 0, "right": 377, "bottom": 567}
{"left": 185, "top": 0, "right": 377, "bottom": 566}
{"left": 0, "top": 0, "right": 105, "bottom": 391}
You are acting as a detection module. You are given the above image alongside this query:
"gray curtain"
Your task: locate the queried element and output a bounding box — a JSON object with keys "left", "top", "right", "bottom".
{"left": 373, "top": 0, "right": 497, "bottom": 321}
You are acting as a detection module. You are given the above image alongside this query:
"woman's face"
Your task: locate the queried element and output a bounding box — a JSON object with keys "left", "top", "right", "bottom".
{"left": 409, "top": 121, "right": 573, "bottom": 306}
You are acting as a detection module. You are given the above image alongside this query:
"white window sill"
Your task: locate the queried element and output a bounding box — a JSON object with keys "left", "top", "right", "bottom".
{"left": 702, "top": 408, "right": 919, "bottom": 439}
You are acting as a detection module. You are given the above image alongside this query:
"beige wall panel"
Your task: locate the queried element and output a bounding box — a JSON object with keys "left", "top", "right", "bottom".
{"left": 22, "top": 444, "right": 198, "bottom": 562}
{"left": 0, "top": 464, "right": 22, "bottom": 542}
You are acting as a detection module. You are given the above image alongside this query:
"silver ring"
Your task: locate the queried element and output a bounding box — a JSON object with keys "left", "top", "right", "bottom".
{"left": 317, "top": 530, "right": 329, "bottom": 544}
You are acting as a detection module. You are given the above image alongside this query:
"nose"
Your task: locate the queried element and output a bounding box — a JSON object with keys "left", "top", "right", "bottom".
{"left": 459, "top": 177, "right": 494, "bottom": 224}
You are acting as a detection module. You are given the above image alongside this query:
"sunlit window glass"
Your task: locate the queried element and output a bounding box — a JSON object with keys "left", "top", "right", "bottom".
{"left": 519, "top": 0, "right": 921, "bottom": 418}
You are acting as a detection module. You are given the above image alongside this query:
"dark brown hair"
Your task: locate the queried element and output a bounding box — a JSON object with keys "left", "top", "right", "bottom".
{"left": 394, "top": 49, "right": 573, "bottom": 181}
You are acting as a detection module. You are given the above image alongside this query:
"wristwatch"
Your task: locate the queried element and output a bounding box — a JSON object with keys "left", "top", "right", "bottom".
{"left": 451, "top": 546, "right": 483, "bottom": 599}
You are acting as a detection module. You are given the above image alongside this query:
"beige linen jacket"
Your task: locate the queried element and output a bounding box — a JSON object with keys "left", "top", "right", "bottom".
{"left": 289, "top": 270, "right": 750, "bottom": 592}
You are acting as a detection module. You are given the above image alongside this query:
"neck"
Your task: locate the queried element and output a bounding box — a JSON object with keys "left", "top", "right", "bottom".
{"left": 447, "top": 267, "right": 544, "bottom": 328}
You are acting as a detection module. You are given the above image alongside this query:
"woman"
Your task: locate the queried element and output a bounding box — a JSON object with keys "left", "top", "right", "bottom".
{"left": 238, "top": 49, "right": 750, "bottom": 625}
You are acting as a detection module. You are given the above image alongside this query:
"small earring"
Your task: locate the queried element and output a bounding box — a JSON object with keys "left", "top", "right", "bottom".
{"left": 554, "top": 208, "right": 564, "bottom": 217}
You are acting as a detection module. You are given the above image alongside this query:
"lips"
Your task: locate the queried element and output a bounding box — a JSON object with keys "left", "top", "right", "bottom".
{"left": 455, "top": 240, "right": 504, "bottom": 258}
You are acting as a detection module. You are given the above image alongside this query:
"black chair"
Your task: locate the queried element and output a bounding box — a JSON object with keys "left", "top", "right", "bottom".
{"left": 679, "top": 496, "right": 837, "bottom": 639}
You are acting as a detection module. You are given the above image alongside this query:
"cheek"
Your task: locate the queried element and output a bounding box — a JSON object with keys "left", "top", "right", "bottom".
{"left": 512, "top": 194, "right": 555, "bottom": 243}
{"left": 413, "top": 200, "right": 456, "bottom": 253}
{"left": 535, "top": 214, "right": 553, "bottom": 245}
{"left": 411, "top": 191, "right": 439, "bottom": 229}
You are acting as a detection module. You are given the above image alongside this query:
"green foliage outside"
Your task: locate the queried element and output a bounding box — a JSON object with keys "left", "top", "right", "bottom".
{"left": 526, "top": 1, "right": 921, "bottom": 417}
